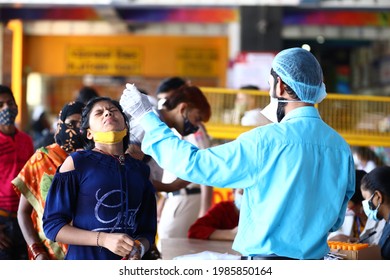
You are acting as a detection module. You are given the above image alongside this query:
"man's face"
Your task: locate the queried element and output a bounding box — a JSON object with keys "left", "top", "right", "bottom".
{"left": 0, "top": 93, "right": 17, "bottom": 112}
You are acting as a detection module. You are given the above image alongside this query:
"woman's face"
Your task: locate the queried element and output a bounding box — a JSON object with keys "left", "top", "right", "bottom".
{"left": 175, "top": 106, "right": 203, "bottom": 136}
{"left": 87, "top": 100, "right": 126, "bottom": 134}
{"left": 64, "top": 113, "right": 82, "bottom": 129}
{"left": 361, "top": 188, "right": 373, "bottom": 201}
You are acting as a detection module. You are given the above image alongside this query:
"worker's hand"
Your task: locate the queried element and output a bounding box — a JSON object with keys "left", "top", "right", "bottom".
{"left": 120, "top": 83, "right": 153, "bottom": 121}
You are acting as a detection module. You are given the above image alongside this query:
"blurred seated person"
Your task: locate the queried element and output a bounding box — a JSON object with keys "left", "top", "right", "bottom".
{"left": 352, "top": 146, "right": 384, "bottom": 173}
{"left": 187, "top": 189, "right": 242, "bottom": 241}
{"left": 232, "top": 85, "right": 258, "bottom": 125}
{"left": 328, "top": 169, "right": 367, "bottom": 241}
{"left": 233, "top": 85, "right": 277, "bottom": 126}
{"left": 360, "top": 166, "right": 390, "bottom": 259}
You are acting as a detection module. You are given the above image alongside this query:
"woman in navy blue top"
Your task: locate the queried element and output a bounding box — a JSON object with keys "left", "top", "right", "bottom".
{"left": 43, "top": 97, "right": 157, "bottom": 260}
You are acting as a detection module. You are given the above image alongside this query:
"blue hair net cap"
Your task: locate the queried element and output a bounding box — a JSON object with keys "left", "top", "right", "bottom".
{"left": 271, "top": 48, "right": 327, "bottom": 104}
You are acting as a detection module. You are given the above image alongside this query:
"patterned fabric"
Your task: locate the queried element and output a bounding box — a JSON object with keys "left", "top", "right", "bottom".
{"left": 0, "top": 107, "right": 18, "bottom": 125}
{"left": 12, "top": 143, "right": 69, "bottom": 260}
{"left": 54, "top": 101, "right": 84, "bottom": 153}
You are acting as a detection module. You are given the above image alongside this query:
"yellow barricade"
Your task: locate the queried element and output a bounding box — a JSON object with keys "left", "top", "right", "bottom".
{"left": 201, "top": 87, "right": 390, "bottom": 147}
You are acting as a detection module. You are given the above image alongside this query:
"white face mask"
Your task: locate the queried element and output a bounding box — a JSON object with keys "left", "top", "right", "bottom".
{"left": 261, "top": 97, "right": 278, "bottom": 123}
{"left": 362, "top": 193, "right": 382, "bottom": 222}
{"left": 157, "top": 98, "right": 166, "bottom": 110}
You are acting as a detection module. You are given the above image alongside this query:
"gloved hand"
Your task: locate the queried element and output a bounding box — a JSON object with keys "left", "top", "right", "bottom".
{"left": 120, "top": 83, "right": 153, "bottom": 121}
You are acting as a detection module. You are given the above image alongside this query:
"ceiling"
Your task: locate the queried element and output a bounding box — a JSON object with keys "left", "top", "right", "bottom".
{"left": 0, "top": 0, "right": 390, "bottom": 9}
{"left": 1, "top": 1, "right": 390, "bottom": 42}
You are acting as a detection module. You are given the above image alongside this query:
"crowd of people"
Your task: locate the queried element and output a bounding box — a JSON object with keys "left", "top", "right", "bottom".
{"left": 0, "top": 47, "right": 389, "bottom": 261}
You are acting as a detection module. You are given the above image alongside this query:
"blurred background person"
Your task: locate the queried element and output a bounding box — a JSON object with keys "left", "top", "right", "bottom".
{"left": 12, "top": 101, "right": 84, "bottom": 260}
{"left": 125, "top": 83, "right": 212, "bottom": 254}
{"left": 0, "top": 85, "right": 34, "bottom": 259}
{"left": 360, "top": 166, "right": 390, "bottom": 259}
{"left": 155, "top": 76, "right": 190, "bottom": 110}
{"left": 155, "top": 77, "right": 213, "bottom": 219}
{"left": 188, "top": 188, "right": 242, "bottom": 241}
{"left": 30, "top": 105, "right": 54, "bottom": 150}
{"left": 75, "top": 86, "right": 99, "bottom": 105}
{"left": 232, "top": 85, "right": 259, "bottom": 125}
{"left": 328, "top": 169, "right": 368, "bottom": 241}
{"left": 352, "top": 146, "right": 385, "bottom": 173}
{"left": 231, "top": 85, "right": 277, "bottom": 126}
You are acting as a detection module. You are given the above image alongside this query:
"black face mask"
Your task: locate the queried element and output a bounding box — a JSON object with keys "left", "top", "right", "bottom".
{"left": 55, "top": 122, "right": 84, "bottom": 153}
{"left": 182, "top": 116, "right": 199, "bottom": 136}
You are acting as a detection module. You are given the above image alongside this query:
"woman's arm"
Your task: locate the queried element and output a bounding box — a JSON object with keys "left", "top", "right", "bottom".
{"left": 55, "top": 224, "right": 146, "bottom": 258}
{"left": 17, "top": 196, "right": 50, "bottom": 260}
{"left": 209, "top": 227, "right": 238, "bottom": 241}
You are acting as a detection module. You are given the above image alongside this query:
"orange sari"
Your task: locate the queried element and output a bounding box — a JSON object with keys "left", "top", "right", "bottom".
{"left": 12, "top": 143, "right": 69, "bottom": 260}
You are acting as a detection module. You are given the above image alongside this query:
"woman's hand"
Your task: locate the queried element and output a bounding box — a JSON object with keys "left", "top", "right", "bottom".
{"left": 99, "top": 232, "right": 139, "bottom": 258}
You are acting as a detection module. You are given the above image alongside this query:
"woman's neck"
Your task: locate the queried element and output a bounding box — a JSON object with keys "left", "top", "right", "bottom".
{"left": 94, "top": 143, "right": 124, "bottom": 156}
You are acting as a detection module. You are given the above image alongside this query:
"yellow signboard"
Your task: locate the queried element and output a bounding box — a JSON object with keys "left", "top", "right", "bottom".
{"left": 66, "top": 46, "right": 143, "bottom": 75}
{"left": 176, "top": 48, "right": 219, "bottom": 77}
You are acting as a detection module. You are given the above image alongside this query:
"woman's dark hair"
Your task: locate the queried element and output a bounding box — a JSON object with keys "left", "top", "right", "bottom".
{"left": 350, "top": 169, "right": 367, "bottom": 204}
{"left": 360, "top": 166, "right": 390, "bottom": 197}
{"left": 163, "top": 85, "right": 211, "bottom": 122}
{"left": 80, "top": 96, "right": 130, "bottom": 152}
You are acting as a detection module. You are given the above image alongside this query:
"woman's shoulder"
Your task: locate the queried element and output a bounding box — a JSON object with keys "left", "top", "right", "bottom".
{"left": 59, "top": 150, "right": 94, "bottom": 173}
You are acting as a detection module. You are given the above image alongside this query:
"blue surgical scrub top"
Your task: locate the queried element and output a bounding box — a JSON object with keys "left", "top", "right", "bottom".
{"left": 140, "top": 106, "right": 355, "bottom": 259}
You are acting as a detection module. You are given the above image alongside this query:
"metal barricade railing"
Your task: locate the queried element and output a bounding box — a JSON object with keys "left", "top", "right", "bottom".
{"left": 201, "top": 87, "right": 390, "bottom": 147}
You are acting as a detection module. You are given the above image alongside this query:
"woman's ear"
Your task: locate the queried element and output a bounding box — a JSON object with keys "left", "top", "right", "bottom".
{"left": 86, "top": 128, "right": 93, "bottom": 140}
{"left": 178, "top": 102, "right": 188, "bottom": 115}
{"left": 376, "top": 191, "right": 383, "bottom": 205}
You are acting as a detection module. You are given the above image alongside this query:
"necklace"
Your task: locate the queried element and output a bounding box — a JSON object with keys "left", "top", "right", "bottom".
{"left": 94, "top": 148, "right": 125, "bottom": 165}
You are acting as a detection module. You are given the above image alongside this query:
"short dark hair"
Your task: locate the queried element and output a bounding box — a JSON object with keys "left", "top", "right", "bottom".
{"left": 76, "top": 86, "right": 99, "bottom": 105}
{"left": 163, "top": 85, "right": 211, "bottom": 122}
{"left": 240, "top": 85, "right": 259, "bottom": 91}
{"left": 0, "top": 85, "right": 15, "bottom": 101}
{"left": 156, "top": 77, "right": 186, "bottom": 95}
{"left": 80, "top": 97, "right": 129, "bottom": 152}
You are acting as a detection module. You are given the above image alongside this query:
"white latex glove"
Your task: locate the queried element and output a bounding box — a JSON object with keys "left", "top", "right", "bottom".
{"left": 120, "top": 83, "right": 153, "bottom": 121}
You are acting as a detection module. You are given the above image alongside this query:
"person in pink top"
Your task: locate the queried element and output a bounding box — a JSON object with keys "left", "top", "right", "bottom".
{"left": 0, "top": 85, "right": 34, "bottom": 259}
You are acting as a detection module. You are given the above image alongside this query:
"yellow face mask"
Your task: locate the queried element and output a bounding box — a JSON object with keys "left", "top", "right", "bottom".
{"left": 91, "top": 128, "right": 127, "bottom": 144}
